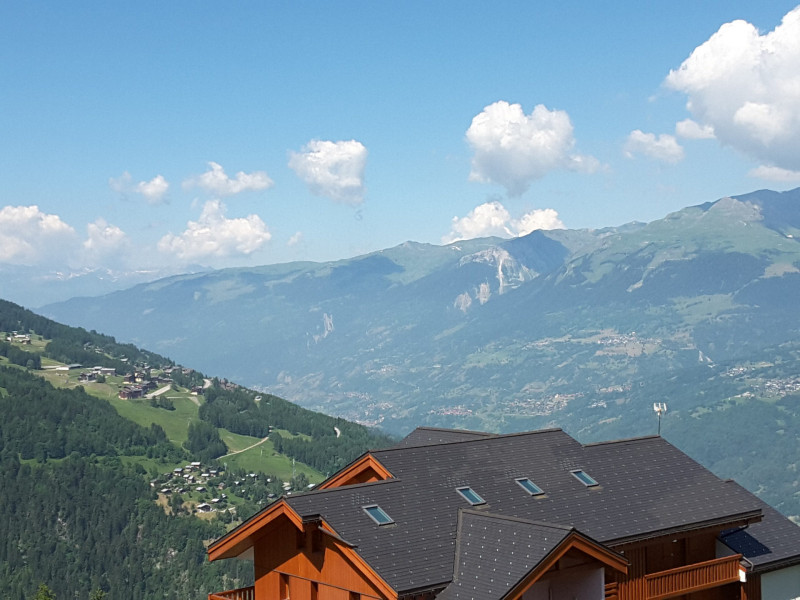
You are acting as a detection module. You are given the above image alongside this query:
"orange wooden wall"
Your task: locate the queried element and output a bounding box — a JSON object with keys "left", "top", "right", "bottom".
{"left": 252, "top": 517, "right": 392, "bottom": 600}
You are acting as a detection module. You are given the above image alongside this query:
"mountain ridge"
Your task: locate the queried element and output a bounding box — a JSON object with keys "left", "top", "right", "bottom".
{"left": 41, "top": 188, "right": 800, "bottom": 515}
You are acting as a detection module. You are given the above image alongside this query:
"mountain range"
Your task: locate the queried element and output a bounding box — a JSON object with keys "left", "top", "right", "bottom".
{"left": 42, "top": 187, "right": 800, "bottom": 516}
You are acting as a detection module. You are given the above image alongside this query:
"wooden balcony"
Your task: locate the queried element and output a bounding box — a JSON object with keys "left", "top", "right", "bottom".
{"left": 604, "top": 581, "right": 619, "bottom": 600}
{"left": 645, "top": 554, "right": 743, "bottom": 600}
{"left": 208, "top": 585, "right": 255, "bottom": 600}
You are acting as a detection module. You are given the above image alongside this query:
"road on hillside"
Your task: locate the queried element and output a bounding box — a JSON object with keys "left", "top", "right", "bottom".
{"left": 219, "top": 436, "right": 270, "bottom": 459}
{"left": 146, "top": 384, "right": 172, "bottom": 399}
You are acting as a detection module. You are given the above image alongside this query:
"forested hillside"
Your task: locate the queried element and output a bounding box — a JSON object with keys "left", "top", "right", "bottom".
{"left": 0, "top": 366, "right": 249, "bottom": 599}
{"left": 0, "top": 300, "right": 393, "bottom": 599}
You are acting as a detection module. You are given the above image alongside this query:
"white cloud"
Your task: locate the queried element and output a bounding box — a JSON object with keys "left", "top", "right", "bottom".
{"left": 287, "top": 231, "right": 304, "bottom": 246}
{"left": 445, "top": 201, "right": 511, "bottom": 242}
{"left": 511, "top": 208, "right": 565, "bottom": 236}
{"left": 83, "top": 218, "right": 128, "bottom": 257}
{"left": 675, "top": 118, "right": 715, "bottom": 140}
{"left": 465, "top": 101, "right": 598, "bottom": 196}
{"left": 109, "top": 172, "right": 132, "bottom": 194}
{"left": 183, "top": 162, "right": 274, "bottom": 196}
{"left": 442, "top": 201, "right": 564, "bottom": 244}
{"left": 624, "top": 130, "right": 685, "bottom": 164}
{"left": 109, "top": 172, "right": 170, "bottom": 204}
{"left": 749, "top": 165, "right": 800, "bottom": 183}
{"left": 0, "top": 205, "right": 78, "bottom": 266}
{"left": 136, "top": 175, "right": 170, "bottom": 203}
{"left": 157, "top": 200, "right": 271, "bottom": 261}
{"left": 288, "top": 140, "right": 367, "bottom": 205}
{"left": 665, "top": 7, "right": 800, "bottom": 171}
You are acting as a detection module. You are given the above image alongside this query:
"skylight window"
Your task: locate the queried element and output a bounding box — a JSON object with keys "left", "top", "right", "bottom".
{"left": 571, "top": 469, "right": 599, "bottom": 487}
{"left": 515, "top": 477, "right": 545, "bottom": 496}
{"left": 362, "top": 504, "right": 394, "bottom": 525}
{"left": 456, "top": 486, "right": 486, "bottom": 506}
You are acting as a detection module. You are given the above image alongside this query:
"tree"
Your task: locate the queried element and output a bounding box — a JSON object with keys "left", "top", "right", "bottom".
{"left": 88, "top": 589, "right": 106, "bottom": 600}
{"left": 33, "top": 583, "right": 56, "bottom": 600}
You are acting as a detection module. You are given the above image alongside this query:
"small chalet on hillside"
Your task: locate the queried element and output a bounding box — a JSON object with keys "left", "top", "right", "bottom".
{"left": 207, "top": 427, "right": 800, "bottom": 600}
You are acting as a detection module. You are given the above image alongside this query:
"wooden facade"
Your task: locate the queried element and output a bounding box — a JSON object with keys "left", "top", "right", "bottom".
{"left": 209, "top": 501, "right": 754, "bottom": 600}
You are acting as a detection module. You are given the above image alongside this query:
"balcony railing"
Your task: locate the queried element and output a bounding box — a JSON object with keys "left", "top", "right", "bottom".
{"left": 604, "top": 581, "right": 619, "bottom": 600}
{"left": 208, "top": 585, "right": 255, "bottom": 600}
{"left": 645, "top": 554, "right": 743, "bottom": 600}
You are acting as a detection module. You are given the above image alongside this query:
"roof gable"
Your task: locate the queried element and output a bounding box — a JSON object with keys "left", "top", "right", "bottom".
{"left": 318, "top": 453, "right": 393, "bottom": 489}
{"left": 438, "top": 511, "right": 627, "bottom": 600}
{"left": 208, "top": 499, "right": 304, "bottom": 561}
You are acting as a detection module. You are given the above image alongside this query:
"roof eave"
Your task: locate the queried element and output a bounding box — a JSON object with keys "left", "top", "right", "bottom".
{"left": 606, "top": 509, "right": 763, "bottom": 548}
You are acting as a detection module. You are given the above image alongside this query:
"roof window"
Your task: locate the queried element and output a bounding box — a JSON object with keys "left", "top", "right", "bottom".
{"left": 571, "top": 469, "right": 599, "bottom": 487}
{"left": 515, "top": 477, "right": 545, "bottom": 496}
{"left": 456, "top": 486, "right": 486, "bottom": 506}
{"left": 362, "top": 504, "right": 394, "bottom": 525}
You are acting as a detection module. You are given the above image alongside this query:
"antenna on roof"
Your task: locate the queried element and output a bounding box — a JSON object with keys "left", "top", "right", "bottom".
{"left": 653, "top": 403, "right": 667, "bottom": 435}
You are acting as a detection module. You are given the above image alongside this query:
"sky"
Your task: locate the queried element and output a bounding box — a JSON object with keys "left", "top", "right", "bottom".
{"left": 2, "top": 2, "right": 800, "bottom": 281}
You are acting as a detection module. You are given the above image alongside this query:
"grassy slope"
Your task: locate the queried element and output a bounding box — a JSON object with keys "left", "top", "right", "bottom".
{"left": 1, "top": 335, "right": 324, "bottom": 483}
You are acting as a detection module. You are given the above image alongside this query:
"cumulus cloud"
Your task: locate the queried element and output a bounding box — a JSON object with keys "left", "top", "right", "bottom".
{"left": 675, "top": 119, "right": 715, "bottom": 140}
{"left": 157, "top": 200, "right": 271, "bottom": 261}
{"left": 624, "top": 130, "right": 685, "bottom": 164}
{"left": 465, "top": 101, "right": 598, "bottom": 196}
{"left": 0, "top": 205, "right": 78, "bottom": 266}
{"left": 749, "top": 165, "right": 800, "bottom": 183}
{"left": 83, "top": 218, "right": 128, "bottom": 257}
{"left": 109, "top": 172, "right": 170, "bottom": 204}
{"left": 512, "top": 208, "right": 565, "bottom": 236}
{"left": 135, "top": 175, "right": 169, "bottom": 202}
{"left": 288, "top": 140, "right": 367, "bottom": 205}
{"left": 442, "top": 201, "right": 564, "bottom": 244}
{"left": 665, "top": 6, "right": 800, "bottom": 171}
{"left": 183, "top": 162, "right": 274, "bottom": 196}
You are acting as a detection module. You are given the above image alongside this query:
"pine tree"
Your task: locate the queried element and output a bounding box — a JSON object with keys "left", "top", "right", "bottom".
{"left": 33, "top": 583, "right": 56, "bottom": 600}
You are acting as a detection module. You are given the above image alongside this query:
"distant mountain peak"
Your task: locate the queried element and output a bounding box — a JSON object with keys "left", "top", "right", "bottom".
{"left": 708, "top": 196, "right": 763, "bottom": 222}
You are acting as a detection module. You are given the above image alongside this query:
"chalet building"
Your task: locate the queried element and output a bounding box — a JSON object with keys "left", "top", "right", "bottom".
{"left": 78, "top": 371, "right": 98, "bottom": 383}
{"left": 118, "top": 385, "right": 144, "bottom": 399}
{"left": 207, "top": 427, "right": 800, "bottom": 600}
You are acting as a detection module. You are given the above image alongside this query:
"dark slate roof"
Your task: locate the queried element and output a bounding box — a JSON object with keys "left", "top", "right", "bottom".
{"left": 720, "top": 481, "right": 800, "bottom": 573}
{"left": 284, "top": 429, "right": 766, "bottom": 594}
{"left": 436, "top": 512, "right": 571, "bottom": 600}
{"left": 392, "top": 426, "right": 495, "bottom": 448}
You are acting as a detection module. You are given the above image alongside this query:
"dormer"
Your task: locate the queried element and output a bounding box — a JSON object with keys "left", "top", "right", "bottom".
{"left": 318, "top": 454, "right": 393, "bottom": 489}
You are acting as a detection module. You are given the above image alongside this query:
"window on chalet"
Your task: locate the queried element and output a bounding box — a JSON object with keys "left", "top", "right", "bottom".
{"left": 515, "top": 477, "right": 545, "bottom": 496}
{"left": 456, "top": 486, "right": 486, "bottom": 506}
{"left": 363, "top": 504, "right": 394, "bottom": 525}
{"left": 570, "top": 469, "right": 599, "bottom": 487}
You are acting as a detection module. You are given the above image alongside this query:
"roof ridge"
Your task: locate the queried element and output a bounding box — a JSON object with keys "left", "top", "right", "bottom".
{"left": 411, "top": 426, "right": 495, "bottom": 436}
{"left": 376, "top": 427, "right": 565, "bottom": 453}
{"left": 459, "top": 509, "right": 575, "bottom": 532}
{"left": 583, "top": 434, "right": 661, "bottom": 447}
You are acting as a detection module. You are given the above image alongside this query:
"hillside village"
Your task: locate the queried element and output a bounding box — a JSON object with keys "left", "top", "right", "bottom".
{"left": 0, "top": 327, "right": 324, "bottom": 518}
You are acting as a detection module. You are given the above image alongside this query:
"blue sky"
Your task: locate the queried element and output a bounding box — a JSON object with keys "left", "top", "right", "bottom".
{"left": 2, "top": 2, "right": 800, "bottom": 278}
